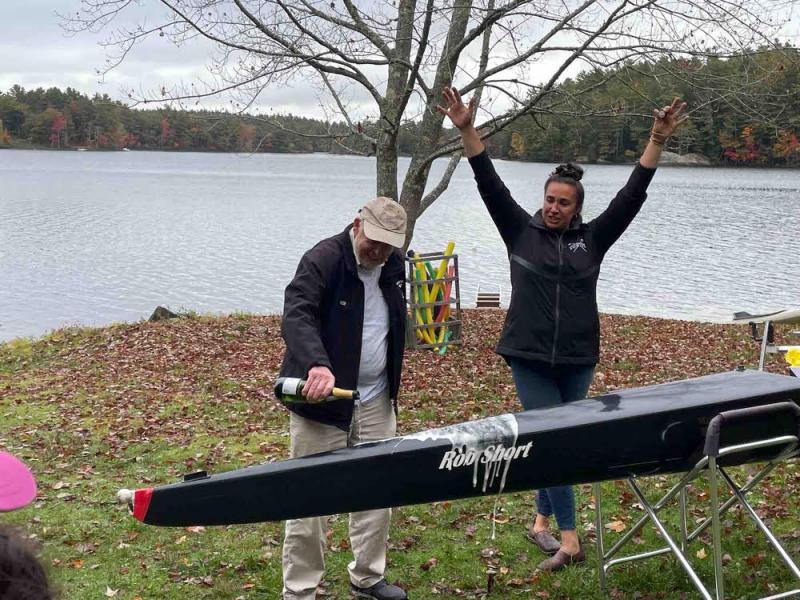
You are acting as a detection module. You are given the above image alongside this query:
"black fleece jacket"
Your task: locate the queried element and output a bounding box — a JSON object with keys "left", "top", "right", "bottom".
{"left": 279, "top": 226, "right": 407, "bottom": 430}
{"left": 468, "top": 150, "right": 656, "bottom": 366}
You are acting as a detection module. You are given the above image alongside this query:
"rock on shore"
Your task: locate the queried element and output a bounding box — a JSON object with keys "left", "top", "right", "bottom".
{"left": 658, "top": 151, "right": 712, "bottom": 166}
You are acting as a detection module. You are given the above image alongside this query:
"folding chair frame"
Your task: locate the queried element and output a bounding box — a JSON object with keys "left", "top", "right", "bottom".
{"left": 594, "top": 403, "right": 800, "bottom": 600}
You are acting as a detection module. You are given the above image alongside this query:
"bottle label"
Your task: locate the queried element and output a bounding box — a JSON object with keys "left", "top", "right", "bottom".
{"left": 281, "top": 378, "right": 302, "bottom": 396}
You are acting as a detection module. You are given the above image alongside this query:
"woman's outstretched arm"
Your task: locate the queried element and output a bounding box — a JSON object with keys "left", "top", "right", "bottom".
{"left": 640, "top": 97, "right": 688, "bottom": 168}
{"left": 437, "top": 87, "right": 484, "bottom": 158}
{"left": 437, "top": 86, "right": 529, "bottom": 247}
{"left": 590, "top": 97, "right": 689, "bottom": 254}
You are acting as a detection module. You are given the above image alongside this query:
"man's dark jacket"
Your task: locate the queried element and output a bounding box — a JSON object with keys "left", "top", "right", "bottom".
{"left": 468, "top": 150, "right": 656, "bottom": 366}
{"left": 279, "top": 225, "right": 407, "bottom": 430}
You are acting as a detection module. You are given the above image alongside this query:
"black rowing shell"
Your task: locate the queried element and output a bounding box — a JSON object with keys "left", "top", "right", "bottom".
{"left": 127, "top": 370, "right": 800, "bottom": 526}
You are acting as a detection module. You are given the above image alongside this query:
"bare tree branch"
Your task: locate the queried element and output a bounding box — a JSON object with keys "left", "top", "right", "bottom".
{"left": 66, "top": 0, "right": 799, "bottom": 245}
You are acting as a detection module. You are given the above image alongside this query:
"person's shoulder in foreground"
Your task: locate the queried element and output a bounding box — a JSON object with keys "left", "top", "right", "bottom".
{"left": 0, "top": 452, "right": 54, "bottom": 599}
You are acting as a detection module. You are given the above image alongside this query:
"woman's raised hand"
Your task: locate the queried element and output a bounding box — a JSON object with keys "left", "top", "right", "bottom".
{"left": 437, "top": 87, "right": 477, "bottom": 131}
{"left": 652, "top": 97, "right": 688, "bottom": 138}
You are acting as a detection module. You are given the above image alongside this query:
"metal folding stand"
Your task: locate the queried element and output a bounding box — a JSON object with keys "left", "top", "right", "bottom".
{"left": 594, "top": 402, "right": 800, "bottom": 600}
{"left": 749, "top": 319, "right": 800, "bottom": 372}
{"left": 733, "top": 309, "right": 800, "bottom": 374}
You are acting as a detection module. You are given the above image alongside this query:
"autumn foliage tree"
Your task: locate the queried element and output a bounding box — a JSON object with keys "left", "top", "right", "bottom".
{"left": 159, "top": 116, "right": 173, "bottom": 147}
{"left": 773, "top": 130, "right": 800, "bottom": 164}
{"left": 49, "top": 110, "right": 67, "bottom": 148}
{"left": 237, "top": 122, "right": 257, "bottom": 152}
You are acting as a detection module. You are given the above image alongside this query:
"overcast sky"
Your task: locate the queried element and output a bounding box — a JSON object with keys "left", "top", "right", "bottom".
{"left": 0, "top": 1, "right": 573, "bottom": 121}
{"left": 3, "top": 2, "right": 799, "bottom": 122}
{"left": 0, "top": 1, "right": 338, "bottom": 117}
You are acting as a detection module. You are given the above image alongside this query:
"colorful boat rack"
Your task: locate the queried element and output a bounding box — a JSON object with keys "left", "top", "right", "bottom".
{"left": 405, "top": 243, "right": 462, "bottom": 352}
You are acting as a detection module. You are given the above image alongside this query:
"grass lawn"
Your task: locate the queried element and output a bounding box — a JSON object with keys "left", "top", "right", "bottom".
{"left": 1, "top": 310, "right": 799, "bottom": 599}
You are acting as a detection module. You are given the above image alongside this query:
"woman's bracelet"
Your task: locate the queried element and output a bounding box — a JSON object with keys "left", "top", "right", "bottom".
{"left": 650, "top": 130, "right": 668, "bottom": 146}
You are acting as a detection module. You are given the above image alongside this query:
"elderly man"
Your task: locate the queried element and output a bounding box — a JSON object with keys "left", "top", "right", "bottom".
{"left": 279, "top": 197, "right": 409, "bottom": 600}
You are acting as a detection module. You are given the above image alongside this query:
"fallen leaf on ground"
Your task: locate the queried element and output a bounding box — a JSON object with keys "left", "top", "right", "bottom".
{"left": 606, "top": 520, "right": 626, "bottom": 532}
{"left": 420, "top": 557, "right": 438, "bottom": 571}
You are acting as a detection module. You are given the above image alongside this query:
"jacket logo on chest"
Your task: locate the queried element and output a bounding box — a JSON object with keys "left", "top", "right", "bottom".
{"left": 568, "top": 239, "right": 588, "bottom": 253}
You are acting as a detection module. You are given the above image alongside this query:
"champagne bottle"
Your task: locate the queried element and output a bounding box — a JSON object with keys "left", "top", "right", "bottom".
{"left": 273, "top": 377, "right": 360, "bottom": 403}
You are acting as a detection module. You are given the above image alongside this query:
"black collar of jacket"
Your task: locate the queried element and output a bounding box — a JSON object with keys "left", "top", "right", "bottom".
{"left": 530, "top": 209, "right": 584, "bottom": 232}
{"left": 341, "top": 224, "right": 359, "bottom": 276}
{"left": 338, "top": 224, "right": 404, "bottom": 279}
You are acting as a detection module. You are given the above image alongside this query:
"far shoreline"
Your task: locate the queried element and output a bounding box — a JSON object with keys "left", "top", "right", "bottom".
{"left": 3, "top": 145, "right": 799, "bottom": 169}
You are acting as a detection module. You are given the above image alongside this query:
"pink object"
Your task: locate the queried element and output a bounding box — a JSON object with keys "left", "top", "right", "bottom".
{"left": 0, "top": 451, "right": 37, "bottom": 512}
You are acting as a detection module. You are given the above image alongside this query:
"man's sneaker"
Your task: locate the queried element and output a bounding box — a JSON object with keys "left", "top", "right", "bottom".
{"left": 350, "top": 578, "right": 408, "bottom": 600}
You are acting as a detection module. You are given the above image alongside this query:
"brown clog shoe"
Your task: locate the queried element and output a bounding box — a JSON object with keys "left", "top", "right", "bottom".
{"left": 536, "top": 546, "right": 586, "bottom": 572}
{"left": 526, "top": 526, "right": 560, "bottom": 555}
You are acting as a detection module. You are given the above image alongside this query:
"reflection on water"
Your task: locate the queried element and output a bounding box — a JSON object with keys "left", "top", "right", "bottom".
{"left": 1, "top": 149, "right": 798, "bottom": 341}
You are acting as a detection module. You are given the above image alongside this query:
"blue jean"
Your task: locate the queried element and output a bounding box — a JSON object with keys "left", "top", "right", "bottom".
{"left": 509, "top": 358, "right": 595, "bottom": 531}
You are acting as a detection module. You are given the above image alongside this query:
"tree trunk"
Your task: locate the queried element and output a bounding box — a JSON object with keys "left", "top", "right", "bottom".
{"left": 375, "top": 0, "right": 416, "bottom": 201}
{"left": 399, "top": 0, "right": 474, "bottom": 248}
{"left": 375, "top": 127, "right": 399, "bottom": 200}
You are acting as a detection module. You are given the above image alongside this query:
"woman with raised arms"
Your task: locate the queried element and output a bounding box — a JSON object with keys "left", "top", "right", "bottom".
{"left": 438, "top": 89, "right": 687, "bottom": 571}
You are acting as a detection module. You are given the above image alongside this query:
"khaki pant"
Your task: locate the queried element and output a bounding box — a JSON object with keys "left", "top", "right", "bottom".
{"left": 282, "top": 389, "right": 396, "bottom": 600}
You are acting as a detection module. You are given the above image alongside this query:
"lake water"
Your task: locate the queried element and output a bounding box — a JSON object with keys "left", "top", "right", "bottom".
{"left": 1, "top": 149, "right": 798, "bottom": 342}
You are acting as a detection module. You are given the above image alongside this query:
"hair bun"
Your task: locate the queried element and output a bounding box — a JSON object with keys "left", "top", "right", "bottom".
{"left": 552, "top": 162, "right": 584, "bottom": 181}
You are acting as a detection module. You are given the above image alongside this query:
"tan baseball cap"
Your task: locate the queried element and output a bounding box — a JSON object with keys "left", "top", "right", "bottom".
{"left": 359, "top": 196, "right": 407, "bottom": 248}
